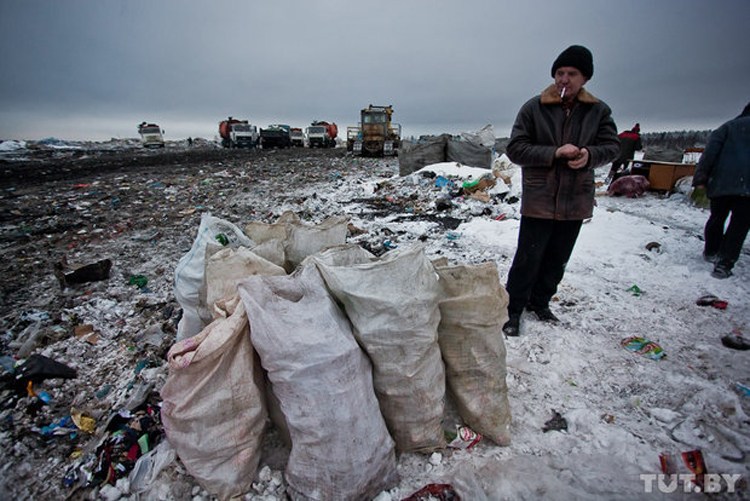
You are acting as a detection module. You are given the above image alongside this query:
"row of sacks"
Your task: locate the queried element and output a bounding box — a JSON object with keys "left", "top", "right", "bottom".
{"left": 173, "top": 211, "right": 350, "bottom": 341}
{"left": 398, "top": 126, "right": 496, "bottom": 176}
{"left": 163, "top": 213, "right": 512, "bottom": 500}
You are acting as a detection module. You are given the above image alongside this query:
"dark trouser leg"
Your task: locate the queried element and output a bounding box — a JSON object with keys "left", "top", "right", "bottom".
{"left": 607, "top": 161, "right": 623, "bottom": 182}
{"left": 506, "top": 217, "right": 553, "bottom": 314}
{"left": 528, "top": 219, "right": 583, "bottom": 308}
{"left": 704, "top": 197, "right": 731, "bottom": 257}
{"left": 717, "top": 196, "right": 750, "bottom": 268}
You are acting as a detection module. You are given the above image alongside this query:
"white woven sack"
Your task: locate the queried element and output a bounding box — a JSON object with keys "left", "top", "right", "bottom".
{"left": 174, "top": 213, "right": 254, "bottom": 340}
{"left": 204, "top": 246, "right": 286, "bottom": 316}
{"left": 238, "top": 265, "right": 398, "bottom": 500}
{"left": 434, "top": 261, "right": 512, "bottom": 445}
{"left": 312, "top": 244, "right": 446, "bottom": 452}
{"left": 161, "top": 296, "right": 266, "bottom": 500}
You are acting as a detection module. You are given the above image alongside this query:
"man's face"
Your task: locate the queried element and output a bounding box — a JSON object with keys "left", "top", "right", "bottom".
{"left": 554, "top": 66, "right": 588, "bottom": 100}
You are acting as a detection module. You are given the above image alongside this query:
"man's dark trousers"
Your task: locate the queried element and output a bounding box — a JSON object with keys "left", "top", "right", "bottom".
{"left": 705, "top": 196, "right": 750, "bottom": 268}
{"left": 506, "top": 216, "right": 583, "bottom": 314}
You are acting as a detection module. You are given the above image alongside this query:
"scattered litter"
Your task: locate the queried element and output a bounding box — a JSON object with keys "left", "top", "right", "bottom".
{"left": 215, "top": 233, "right": 230, "bottom": 246}
{"left": 128, "top": 275, "right": 148, "bottom": 289}
{"left": 542, "top": 409, "right": 568, "bottom": 433}
{"left": 720, "top": 334, "right": 750, "bottom": 351}
{"left": 9, "top": 354, "right": 77, "bottom": 392}
{"left": 645, "top": 241, "right": 661, "bottom": 253}
{"left": 659, "top": 451, "right": 677, "bottom": 475}
{"left": 434, "top": 176, "right": 456, "bottom": 189}
{"left": 446, "top": 425, "right": 482, "bottom": 450}
{"left": 70, "top": 408, "right": 97, "bottom": 434}
{"left": 735, "top": 382, "right": 750, "bottom": 397}
{"left": 626, "top": 284, "right": 642, "bottom": 297}
{"left": 401, "top": 483, "right": 460, "bottom": 501}
{"left": 621, "top": 336, "right": 666, "bottom": 360}
{"left": 681, "top": 449, "right": 707, "bottom": 492}
{"left": 55, "top": 258, "right": 112, "bottom": 288}
{"left": 696, "top": 294, "right": 728, "bottom": 309}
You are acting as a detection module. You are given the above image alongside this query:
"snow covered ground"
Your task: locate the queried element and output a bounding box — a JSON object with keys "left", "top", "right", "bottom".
{"left": 316, "top": 160, "right": 750, "bottom": 499}
{"left": 1, "top": 147, "right": 748, "bottom": 499}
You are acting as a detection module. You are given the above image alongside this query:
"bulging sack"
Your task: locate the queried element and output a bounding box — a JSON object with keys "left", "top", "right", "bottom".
{"left": 238, "top": 265, "right": 398, "bottom": 500}
{"left": 434, "top": 261, "right": 512, "bottom": 445}
{"left": 204, "top": 246, "right": 286, "bottom": 315}
{"left": 174, "top": 213, "right": 255, "bottom": 341}
{"left": 244, "top": 211, "right": 350, "bottom": 273}
{"left": 160, "top": 296, "right": 267, "bottom": 500}
{"left": 312, "top": 244, "right": 446, "bottom": 452}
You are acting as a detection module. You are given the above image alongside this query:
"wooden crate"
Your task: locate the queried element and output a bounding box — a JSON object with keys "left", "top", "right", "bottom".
{"left": 629, "top": 161, "right": 696, "bottom": 191}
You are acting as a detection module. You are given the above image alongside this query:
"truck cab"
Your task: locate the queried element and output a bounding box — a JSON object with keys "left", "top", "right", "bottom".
{"left": 352, "top": 105, "right": 400, "bottom": 156}
{"left": 229, "top": 122, "right": 259, "bottom": 148}
{"left": 138, "top": 122, "right": 165, "bottom": 148}
{"left": 219, "top": 118, "right": 259, "bottom": 148}
{"left": 290, "top": 128, "right": 305, "bottom": 147}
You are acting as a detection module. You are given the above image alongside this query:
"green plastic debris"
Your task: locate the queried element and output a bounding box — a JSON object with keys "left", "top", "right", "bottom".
{"left": 138, "top": 433, "right": 149, "bottom": 454}
{"left": 128, "top": 275, "right": 148, "bottom": 289}
{"left": 462, "top": 178, "right": 481, "bottom": 190}
{"left": 215, "top": 233, "right": 229, "bottom": 246}
{"left": 626, "top": 284, "right": 642, "bottom": 297}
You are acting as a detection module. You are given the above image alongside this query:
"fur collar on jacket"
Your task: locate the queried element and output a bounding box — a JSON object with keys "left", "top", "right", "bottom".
{"left": 540, "top": 84, "right": 599, "bottom": 105}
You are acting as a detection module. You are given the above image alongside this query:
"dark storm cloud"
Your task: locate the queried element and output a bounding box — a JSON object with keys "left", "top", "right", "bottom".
{"left": 1, "top": 0, "right": 748, "bottom": 140}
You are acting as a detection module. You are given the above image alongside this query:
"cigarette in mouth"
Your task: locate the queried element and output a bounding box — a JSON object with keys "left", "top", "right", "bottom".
{"left": 560, "top": 87, "right": 566, "bottom": 99}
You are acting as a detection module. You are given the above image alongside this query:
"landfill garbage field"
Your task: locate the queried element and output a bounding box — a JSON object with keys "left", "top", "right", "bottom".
{"left": 1, "top": 140, "right": 749, "bottom": 499}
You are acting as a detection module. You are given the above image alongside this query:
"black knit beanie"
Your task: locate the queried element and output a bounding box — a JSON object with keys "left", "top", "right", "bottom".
{"left": 551, "top": 45, "right": 594, "bottom": 79}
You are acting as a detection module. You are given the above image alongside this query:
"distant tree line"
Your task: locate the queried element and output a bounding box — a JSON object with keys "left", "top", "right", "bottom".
{"left": 641, "top": 130, "right": 712, "bottom": 151}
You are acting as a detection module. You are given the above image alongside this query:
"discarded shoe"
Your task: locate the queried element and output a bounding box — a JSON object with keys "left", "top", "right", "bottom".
{"left": 696, "top": 294, "right": 728, "bottom": 309}
{"left": 502, "top": 313, "right": 521, "bottom": 337}
{"left": 721, "top": 335, "right": 750, "bottom": 351}
{"left": 527, "top": 304, "right": 559, "bottom": 323}
{"left": 711, "top": 266, "right": 732, "bottom": 279}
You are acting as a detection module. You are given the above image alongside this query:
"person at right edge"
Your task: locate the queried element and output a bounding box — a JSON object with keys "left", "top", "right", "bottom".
{"left": 692, "top": 102, "right": 750, "bottom": 280}
{"left": 502, "top": 45, "right": 619, "bottom": 337}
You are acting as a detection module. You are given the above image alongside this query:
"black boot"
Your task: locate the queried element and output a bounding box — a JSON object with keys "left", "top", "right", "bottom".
{"left": 502, "top": 312, "right": 521, "bottom": 337}
{"left": 711, "top": 262, "right": 733, "bottom": 279}
{"left": 526, "top": 304, "right": 559, "bottom": 323}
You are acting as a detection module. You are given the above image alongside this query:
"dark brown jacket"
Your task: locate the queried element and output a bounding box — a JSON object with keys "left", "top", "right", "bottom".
{"left": 507, "top": 84, "right": 619, "bottom": 220}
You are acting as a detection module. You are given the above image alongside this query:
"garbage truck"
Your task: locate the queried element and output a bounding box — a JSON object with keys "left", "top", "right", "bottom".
{"left": 352, "top": 105, "right": 401, "bottom": 157}
{"left": 290, "top": 127, "right": 305, "bottom": 147}
{"left": 260, "top": 124, "right": 292, "bottom": 149}
{"left": 306, "top": 121, "right": 338, "bottom": 148}
{"left": 218, "top": 117, "right": 259, "bottom": 148}
{"left": 137, "top": 122, "right": 165, "bottom": 148}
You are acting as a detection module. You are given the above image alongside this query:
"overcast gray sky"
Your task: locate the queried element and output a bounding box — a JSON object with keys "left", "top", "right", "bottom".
{"left": 1, "top": 0, "right": 748, "bottom": 141}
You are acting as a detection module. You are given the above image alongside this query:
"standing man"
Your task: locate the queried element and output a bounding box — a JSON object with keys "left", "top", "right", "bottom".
{"left": 692, "top": 102, "right": 750, "bottom": 279}
{"left": 502, "top": 45, "right": 620, "bottom": 337}
{"left": 607, "top": 123, "right": 643, "bottom": 183}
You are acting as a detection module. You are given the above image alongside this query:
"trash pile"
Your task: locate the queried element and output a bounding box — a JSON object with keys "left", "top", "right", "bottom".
{"left": 162, "top": 212, "right": 513, "bottom": 499}
{"left": 0, "top": 147, "right": 522, "bottom": 500}
{"left": 3, "top": 144, "right": 746, "bottom": 499}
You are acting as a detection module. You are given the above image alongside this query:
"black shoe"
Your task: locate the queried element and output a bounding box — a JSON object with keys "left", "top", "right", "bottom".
{"left": 527, "top": 304, "right": 559, "bottom": 323}
{"left": 711, "top": 265, "right": 732, "bottom": 279}
{"left": 502, "top": 313, "right": 521, "bottom": 337}
{"left": 721, "top": 335, "right": 750, "bottom": 351}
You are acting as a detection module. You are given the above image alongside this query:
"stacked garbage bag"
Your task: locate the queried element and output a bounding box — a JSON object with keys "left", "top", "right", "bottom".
{"left": 162, "top": 212, "right": 512, "bottom": 500}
